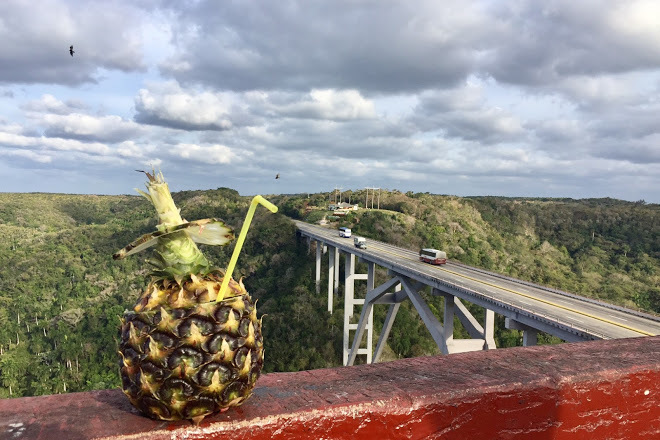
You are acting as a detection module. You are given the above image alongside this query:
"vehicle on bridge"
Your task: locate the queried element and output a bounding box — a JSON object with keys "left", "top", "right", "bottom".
{"left": 354, "top": 236, "right": 367, "bottom": 249}
{"left": 339, "top": 227, "right": 352, "bottom": 238}
{"left": 419, "top": 248, "right": 447, "bottom": 265}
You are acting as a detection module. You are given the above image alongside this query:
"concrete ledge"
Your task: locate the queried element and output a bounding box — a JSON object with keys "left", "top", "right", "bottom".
{"left": 1, "top": 336, "right": 659, "bottom": 439}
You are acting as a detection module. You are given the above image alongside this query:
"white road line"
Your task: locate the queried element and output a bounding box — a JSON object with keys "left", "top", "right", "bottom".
{"left": 607, "top": 314, "right": 628, "bottom": 322}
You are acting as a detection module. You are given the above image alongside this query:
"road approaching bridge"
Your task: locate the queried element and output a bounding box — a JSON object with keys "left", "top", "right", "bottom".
{"left": 295, "top": 220, "right": 660, "bottom": 365}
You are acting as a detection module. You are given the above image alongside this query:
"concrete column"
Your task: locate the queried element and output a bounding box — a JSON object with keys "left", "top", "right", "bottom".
{"left": 365, "top": 262, "right": 375, "bottom": 364}
{"left": 343, "top": 253, "right": 356, "bottom": 366}
{"left": 443, "top": 294, "right": 455, "bottom": 355}
{"left": 345, "top": 253, "right": 355, "bottom": 312}
{"left": 366, "top": 308, "right": 373, "bottom": 364}
{"left": 315, "top": 241, "right": 322, "bottom": 294}
{"left": 327, "top": 246, "right": 335, "bottom": 314}
{"left": 333, "top": 247, "right": 340, "bottom": 295}
{"left": 505, "top": 318, "right": 539, "bottom": 346}
{"left": 523, "top": 329, "right": 538, "bottom": 346}
{"left": 367, "top": 262, "right": 375, "bottom": 291}
{"left": 484, "top": 309, "right": 496, "bottom": 349}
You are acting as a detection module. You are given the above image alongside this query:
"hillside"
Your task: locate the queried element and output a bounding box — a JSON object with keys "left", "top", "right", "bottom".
{"left": 279, "top": 191, "right": 659, "bottom": 312}
{"left": 0, "top": 189, "right": 658, "bottom": 398}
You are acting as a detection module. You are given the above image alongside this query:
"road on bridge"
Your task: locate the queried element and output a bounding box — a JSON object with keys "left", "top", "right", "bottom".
{"left": 295, "top": 221, "right": 660, "bottom": 340}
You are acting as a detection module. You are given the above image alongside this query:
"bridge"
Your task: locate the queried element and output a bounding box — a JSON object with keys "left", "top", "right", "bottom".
{"left": 295, "top": 220, "right": 660, "bottom": 366}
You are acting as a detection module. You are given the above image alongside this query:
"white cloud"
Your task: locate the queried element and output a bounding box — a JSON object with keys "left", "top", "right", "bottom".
{"left": 0, "top": 129, "right": 119, "bottom": 163}
{"left": 40, "top": 113, "right": 144, "bottom": 142}
{"left": 170, "top": 143, "right": 237, "bottom": 165}
{"left": 269, "top": 89, "right": 377, "bottom": 121}
{"left": 533, "top": 119, "right": 585, "bottom": 143}
{"left": 21, "top": 94, "right": 87, "bottom": 115}
{"left": 557, "top": 75, "right": 647, "bottom": 109}
{"left": 116, "top": 141, "right": 154, "bottom": 159}
{"left": 0, "top": 121, "right": 26, "bottom": 135}
{"left": 134, "top": 82, "right": 234, "bottom": 131}
{"left": 0, "top": 148, "right": 52, "bottom": 163}
{"left": 410, "top": 85, "right": 525, "bottom": 142}
{"left": 605, "top": 1, "right": 660, "bottom": 49}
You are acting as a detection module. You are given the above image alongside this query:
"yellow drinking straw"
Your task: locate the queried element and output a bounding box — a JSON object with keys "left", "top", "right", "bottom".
{"left": 217, "top": 195, "right": 278, "bottom": 302}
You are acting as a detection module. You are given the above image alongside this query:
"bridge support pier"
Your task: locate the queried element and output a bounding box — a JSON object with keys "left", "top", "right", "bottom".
{"left": 310, "top": 238, "right": 340, "bottom": 313}
{"left": 314, "top": 241, "right": 327, "bottom": 294}
{"left": 349, "top": 274, "right": 402, "bottom": 366}
{"left": 506, "top": 318, "right": 539, "bottom": 346}
{"left": 342, "top": 254, "right": 373, "bottom": 366}
{"left": 435, "top": 290, "right": 497, "bottom": 352}
{"left": 315, "top": 241, "right": 321, "bottom": 294}
{"left": 348, "top": 278, "right": 500, "bottom": 364}
{"left": 327, "top": 246, "right": 335, "bottom": 313}
{"left": 484, "top": 309, "right": 496, "bottom": 349}
{"left": 333, "top": 247, "right": 339, "bottom": 295}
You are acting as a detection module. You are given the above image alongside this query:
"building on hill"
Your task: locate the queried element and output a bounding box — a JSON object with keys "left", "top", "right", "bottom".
{"left": 328, "top": 202, "right": 358, "bottom": 211}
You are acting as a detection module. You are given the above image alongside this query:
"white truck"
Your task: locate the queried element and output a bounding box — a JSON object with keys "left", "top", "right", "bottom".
{"left": 354, "top": 236, "right": 367, "bottom": 249}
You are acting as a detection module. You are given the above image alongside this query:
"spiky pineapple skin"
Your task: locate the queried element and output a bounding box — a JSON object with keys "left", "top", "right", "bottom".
{"left": 118, "top": 271, "right": 263, "bottom": 421}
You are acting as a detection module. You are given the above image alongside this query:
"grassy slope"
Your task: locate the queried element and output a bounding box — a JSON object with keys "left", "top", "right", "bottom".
{"left": 308, "top": 191, "right": 659, "bottom": 312}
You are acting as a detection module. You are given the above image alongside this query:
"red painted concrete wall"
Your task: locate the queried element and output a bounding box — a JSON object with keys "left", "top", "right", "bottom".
{"left": 1, "top": 336, "right": 658, "bottom": 440}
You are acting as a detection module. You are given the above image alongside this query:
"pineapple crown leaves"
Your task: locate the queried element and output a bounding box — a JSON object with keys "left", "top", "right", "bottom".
{"left": 113, "top": 170, "right": 235, "bottom": 279}
{"left": 112, "top": 218, "right": 235, "bottom": 260}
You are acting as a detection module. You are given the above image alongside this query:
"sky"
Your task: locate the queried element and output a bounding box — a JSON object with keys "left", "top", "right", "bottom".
{"left": 1, "top": 0, "right": 660, "bottom": 203}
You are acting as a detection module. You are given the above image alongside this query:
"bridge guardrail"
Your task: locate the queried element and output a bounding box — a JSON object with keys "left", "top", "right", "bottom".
{"left": 449, "top": 260, "right": 660, "bottom": 322}
{"left": 427, "top": 266, "right": 609, "bottom": 340}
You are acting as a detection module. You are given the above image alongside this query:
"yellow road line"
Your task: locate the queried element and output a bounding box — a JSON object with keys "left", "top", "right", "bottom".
{"left": 369, "top": 243, "right": 655, "bottom": 337}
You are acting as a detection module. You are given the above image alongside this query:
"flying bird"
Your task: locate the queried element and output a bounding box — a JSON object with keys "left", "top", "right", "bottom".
{"left": 275, "top": 173, "right": 280, "bottom": 179}
{"left": 70, "top": 45, "right": 75, "bottom": 57}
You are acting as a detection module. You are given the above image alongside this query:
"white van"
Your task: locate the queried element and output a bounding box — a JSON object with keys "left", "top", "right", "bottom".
{"left": 354, "top": 236, "right": 367, "bottom": 249}
{"left": 339, "top": 227, "right": 352, "bottom": 238}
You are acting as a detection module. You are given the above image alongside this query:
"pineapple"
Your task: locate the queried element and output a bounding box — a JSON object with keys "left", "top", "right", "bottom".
{"left": 114, "top": 170, "right": 264, "bottom": 424}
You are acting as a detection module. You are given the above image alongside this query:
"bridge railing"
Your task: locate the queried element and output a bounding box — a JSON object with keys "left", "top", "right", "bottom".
{"left": 450, "top": 260, "right": 660, "bottom": 321}
{"left": 438, "top": 276, "right": 610, "bottom": 340}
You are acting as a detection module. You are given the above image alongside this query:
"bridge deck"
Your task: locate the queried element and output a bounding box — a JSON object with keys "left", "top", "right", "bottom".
{"left": 295, "top": 221, "right": 660, "bottom": 341}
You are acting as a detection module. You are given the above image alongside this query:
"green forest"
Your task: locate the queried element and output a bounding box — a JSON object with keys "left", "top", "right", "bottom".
{"left": 0, "top": 188, "right": 658, "bottom": 399}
